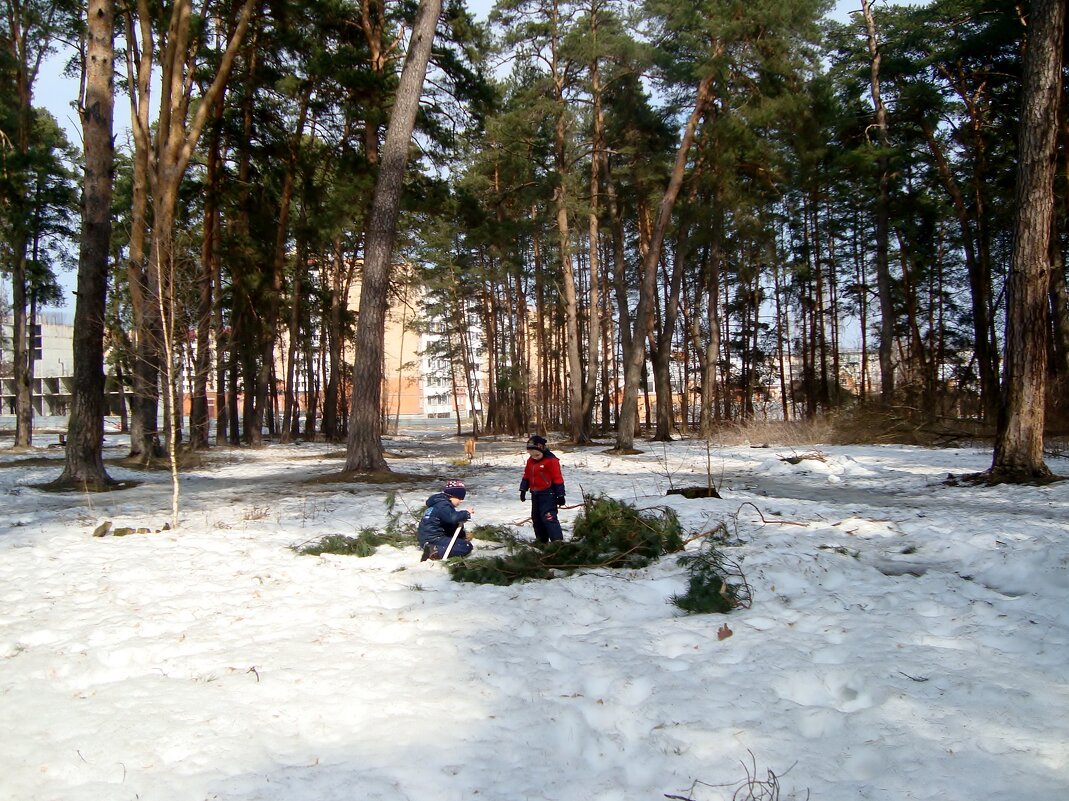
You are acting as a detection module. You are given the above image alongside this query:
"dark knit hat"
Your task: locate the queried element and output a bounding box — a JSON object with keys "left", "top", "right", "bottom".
{"left": 526, "top": 435, "right": 548, "bottom": 451}
{"left": 443, "top": 479, "right": 466, "bottom": 500}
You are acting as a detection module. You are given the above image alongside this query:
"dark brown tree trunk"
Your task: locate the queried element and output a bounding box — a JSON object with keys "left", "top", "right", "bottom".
{"left": 323, "top": 240, "right": 345, "bottom": 442}
{"left": 695, "top": 205, "right": 723, "bottom": 436}
{"left": 280, "top": 235, "right": 306, "bottom": 443}
{"left": 11, "top": 252, "right": 32, "bottom": 448}
{"left": 253, "top": 92, "right": 308, "bottom": 445}
{"left": 1049, "top": 248, "right": 1069, "bottom": 383}
{"left": 772, "top": 257, "right": 790, "bottom": 421}
{"left": 5, "top": 0, "right": 52, "bottom": 449}
{"left": 344, "top": 0, "right": 441, "bottom": 472}
{"left": 990, "top": 0, "right": 1064, "bottom": 481}
{"left": 581, "top": 21, "right": 605, "bottom": 440}
{"left": 615, "top": 74, "right": 713, "bottom": 452}
{"left": 896, "top": 232, "right": 930, "bottom": 404}
{"left": 530, "top": 209, "right": 550, "bottom": 428}
{"left": 304, "top": 332, "right": 319, "bottom": 437}
{"left": 811, "top": 198, "right": 830, "bottom": 409}
{"left": 600, "top": 266, "right": 614, "bottom": 432}
{"left": 852, "top": 209, "right": 870, "bottom": 400}
{"left": 652, "top": 216, "right": 690, "bottom": 440}
{"left": 226, "top": 354, "right": 239, "bottom": 443}
{"left": 123, "top": 5, "right": 153, "bottom": 459}
{"left": 546, "top": 5, "right": 586, "bottom": 444}
{"left": 191, "top": 94, "right": 225, "bottom": 450}
{"left": 862, "top": 0, "right": 897, "bottom": 405}
{"left": 920, "top": 120, "right": 1000, "bottom": 421}
{"left": 127, "top": 0, "right": 255, "bottom": 461}
{"left": 57, "top": 0, "right": 115, "bottom": 488}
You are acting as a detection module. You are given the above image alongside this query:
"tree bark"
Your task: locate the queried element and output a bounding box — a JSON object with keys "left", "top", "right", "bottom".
{"left": 191, "top": 93, "right": 226, "bottom": 450}
{"left": 253, "top": 89, "right": 309, "bottom": 445}
{"left": 582, "top": 18, "right": 605, "bottom": 438}
{"left": 990, "top": 0, "right": 1064, "bottom": 481}
{"left": 5, "top": 0, "right": 62, "bottom": 447}
{"left": 862, "top": 0, "right": 897, "bottom": 405}
{"left": 615, "top": 73, "right": 713, "bottom": 452}
{"left": 125, "top": 0, "right": 256, "bottom": 461}
{"left": 920, "top": 120, "right": 1000, "bottom": 421}
{"left": 652, "top": 217, "right": 690, "bottom": 440}
{"left": 57, "top": 0, "right": 115, "bottom": 488}
{"left": 545, "top": 0, "right": 587, "bottom": 445}
{"left": 344, "top": 0, "right": 441, "bottom": 472}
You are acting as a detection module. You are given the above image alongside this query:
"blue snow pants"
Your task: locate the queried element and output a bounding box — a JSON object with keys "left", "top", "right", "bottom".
{"left": 429, "top": 535, "right": 473, "bottom": 559}
{"left": 531, "top": 492, "right": 564, "bottom": 543}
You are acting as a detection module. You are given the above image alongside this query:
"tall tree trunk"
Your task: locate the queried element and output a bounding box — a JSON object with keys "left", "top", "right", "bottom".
{"left": 549, "top": 34, "right": 586, "bottom": 443}
{"left": 990, "top": 0, "right": 1063, "bottom": 481}
{"left": 652, "top": 217, "right": 690, "bottom": 440}
{"left": 530, "top": 209, "right": 550, "bottom": 428}
{"left": 57, "top": 0, "right": 115, "bottom": 488}
{"left": 126, "top": 0, "right": 256, "bottom": 461}
{"left": 191, "top": 94, "right": 225, "bottom": 450}
{"left": 615, "top": 73, "right": 713, "bottom": 452}
{"left": 344, "top": 0, "right": 441, "bottom": 472}
{"left": 123, "top": 5, "right": 156, "bottom": 458}
{"left": 580, "top": 24, "right": 605, "bottom": 440}
{"left": 304, "top": 320, "right": 319, "bottom": 437}
{"left": 11, "top": 249, "right": 32, "bottom": 448}
{"left": 810, "top": 198, "right": 830, "bottom": 409}
{"left": 253, "top": 90, "right": 309, "bottom": 444}
{"left": 862, "top": 0, "right": 897, "bottom": 405}
{"left": 695, "top": 204, "right": 723, "bottom": 437}
{"left": 322, "top": 239, "right": 345, "bottom": 441}
{"left": 920, "top": 120, "right": 999, "bottom": 421}
{"left": 940, "top": 62, "right": 1002, "bottom": 417}
{"left": 852, "top": 208, "right": 870, "bottom": 400}
{"left": 281, "top": 233, "right": 307, "bottom": 443}
{"left": 1049, "top": 247, "right": 1069, "bottom": 384}
{"left": 5, "top": 0, "right": 60, "bottom": 448}
{"left": 772, "top": 254, "right": 790, "bottom": 421}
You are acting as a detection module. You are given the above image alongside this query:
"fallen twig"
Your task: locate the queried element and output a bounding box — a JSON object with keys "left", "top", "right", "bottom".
{"left": 736, "top": 501, "right": 807, "bottom": 527}
{"left": 898, "top": 670, "right": 929, "bottom": 682}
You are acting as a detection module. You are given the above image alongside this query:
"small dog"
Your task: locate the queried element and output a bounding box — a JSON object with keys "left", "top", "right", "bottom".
{"left": 464, "top": 437, "right": 476, "bottom": 463}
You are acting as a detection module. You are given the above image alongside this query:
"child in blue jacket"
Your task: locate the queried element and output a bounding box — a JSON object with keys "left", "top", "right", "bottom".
{"left": 418, "top": 479, "right": 474, "bottom": 560}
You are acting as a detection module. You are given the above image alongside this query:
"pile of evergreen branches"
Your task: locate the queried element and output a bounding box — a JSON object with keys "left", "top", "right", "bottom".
{"left": 466, "top": 523, "right": 517, "bottom": 543}
{"left": 292, "top": 527, "right": 413, "bottom": 557}
{"left": 670, "top": 524, "right": 752, "bottom": 614}
{"left": 447, "top": 495, "right": 686, "bottom": 586}
{"left": 293, "top": 491, "right": 422, "bottom": 558}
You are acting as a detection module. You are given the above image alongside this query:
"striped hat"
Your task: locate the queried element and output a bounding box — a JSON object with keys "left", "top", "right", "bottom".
{"left": 443, "top": 479, "right": 466, "bottom": 500}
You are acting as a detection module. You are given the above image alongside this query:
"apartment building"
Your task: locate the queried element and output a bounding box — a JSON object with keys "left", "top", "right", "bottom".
{"left": 1, "top": 315, "right": 77, "bottom": 417}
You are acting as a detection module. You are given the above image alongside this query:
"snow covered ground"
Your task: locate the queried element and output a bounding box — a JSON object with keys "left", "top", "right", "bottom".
{"left": 1, "top": 434, "right": 1067, "bottom": 801}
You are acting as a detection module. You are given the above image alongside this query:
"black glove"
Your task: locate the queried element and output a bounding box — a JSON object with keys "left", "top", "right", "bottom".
{"left": 520, "top": 491, "right": 527, "bottom": 502}
{"left": 556, "top": 495, "right": 566, "bottom": 507}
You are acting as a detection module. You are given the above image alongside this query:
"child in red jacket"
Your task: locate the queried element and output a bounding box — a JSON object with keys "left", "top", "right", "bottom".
{"left": 519, "top": 435, "right": 566, "bottom": 542}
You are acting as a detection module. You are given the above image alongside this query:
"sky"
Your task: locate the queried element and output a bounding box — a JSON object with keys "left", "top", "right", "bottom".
{"left": 1, "top": 429, "right": 1066, "bottom": 801}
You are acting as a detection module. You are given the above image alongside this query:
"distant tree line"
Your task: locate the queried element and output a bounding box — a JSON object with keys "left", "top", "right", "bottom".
{"left": 0, "top": 0, "right": 1064, "bottom": 486}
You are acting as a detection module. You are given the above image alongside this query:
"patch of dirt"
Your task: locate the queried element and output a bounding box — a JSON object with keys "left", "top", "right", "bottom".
{"left": 0, "top": 456, "right": 64, "bottom": 469}
{"left": 667, "top": 486, "right": 722, "bottom": 499}
{"left": 36, "top": 478, "right": 142, "bottom": 493}
{"left": 106, "top": 450, "right": 209, "bottom": 471}
{"left": 951, "top": 470, "right": 1066, "bottom": 487}
{"left": 604, "top": 447, "right": 643, "bottom": 456}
